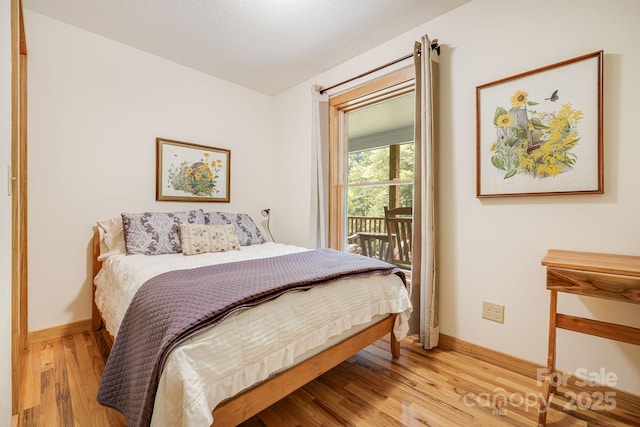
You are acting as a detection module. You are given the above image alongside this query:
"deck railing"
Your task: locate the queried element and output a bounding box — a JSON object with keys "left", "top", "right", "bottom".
{"left": 347, "top": 216, "right": 386, "bottom": 237}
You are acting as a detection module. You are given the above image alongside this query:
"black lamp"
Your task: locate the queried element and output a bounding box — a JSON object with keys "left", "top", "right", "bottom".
{"left": 261, "top": 208, "right": 275, "bottom": 242}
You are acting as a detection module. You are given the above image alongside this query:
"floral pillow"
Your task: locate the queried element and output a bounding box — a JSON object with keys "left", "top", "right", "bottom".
{"left": 204, "top": 212, "right": 266, "bottom": 245}
{"left": 121, "top": 209, "right": 205, "bottom": 255}
{"left": 179, "top": 223, "right": 241, "bottom": 255}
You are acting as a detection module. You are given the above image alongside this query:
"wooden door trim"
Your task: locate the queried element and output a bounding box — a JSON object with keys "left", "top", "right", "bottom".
{"left": 11, "top": 0, "right": 27, "bottom": 416}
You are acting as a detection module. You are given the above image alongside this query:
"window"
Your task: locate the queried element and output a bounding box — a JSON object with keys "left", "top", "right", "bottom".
{"left": 328, "top": 68, "right": 415, "bottom": 265}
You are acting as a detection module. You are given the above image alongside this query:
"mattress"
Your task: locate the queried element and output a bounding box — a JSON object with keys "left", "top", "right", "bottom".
{"left": 94, "top": 242, "right": 412, "bottom": 426}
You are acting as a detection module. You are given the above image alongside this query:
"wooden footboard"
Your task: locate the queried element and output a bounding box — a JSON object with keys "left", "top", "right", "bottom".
{"left": 91, "top": 229, "right": 401, "bottom": 426}
{"left": 212, "top": 314, "right": 399, "bottom": 427}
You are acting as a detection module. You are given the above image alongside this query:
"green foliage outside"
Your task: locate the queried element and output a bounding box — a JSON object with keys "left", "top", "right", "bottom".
{"left": 346, "top": 143, "right": 414, "bottom": 218}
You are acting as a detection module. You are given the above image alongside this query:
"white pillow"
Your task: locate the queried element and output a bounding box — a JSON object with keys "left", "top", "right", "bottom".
{"left": 179, "top": 223, "right": 241, "bottom": 256}
{"left": 96, "top": 217, "right": 126, "bottom": 261}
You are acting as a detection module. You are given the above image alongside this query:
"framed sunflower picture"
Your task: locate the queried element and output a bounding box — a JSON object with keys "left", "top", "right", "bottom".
{"left": 156, "top": 138, "right": 230, "bottom": 202}
{"left": 476, "top": 51, "right": 603, "bottom": 198}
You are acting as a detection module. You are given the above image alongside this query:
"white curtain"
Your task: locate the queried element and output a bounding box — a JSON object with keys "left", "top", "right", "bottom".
{"left": 310, "top": 85, "right": 329, "bottom": 249}
{"left": 413, "top": 36, "right": 439, "bottom": 349}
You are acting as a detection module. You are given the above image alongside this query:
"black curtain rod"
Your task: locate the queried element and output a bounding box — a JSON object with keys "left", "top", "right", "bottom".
{"left": 317, "top": 39, "right": 439, "bottom": 95}
{"left": 318, "top": 51, "right": 416, "bottom": 94}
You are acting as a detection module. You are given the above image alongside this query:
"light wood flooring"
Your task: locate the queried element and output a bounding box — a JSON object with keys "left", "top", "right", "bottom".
{"left": 18, "top": 330, "right": 640, "bottom": 426}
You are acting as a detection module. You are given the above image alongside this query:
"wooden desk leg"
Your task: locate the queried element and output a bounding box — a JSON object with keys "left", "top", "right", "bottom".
{"left": 538, "top": 290, "right": 558, "bottom": 427}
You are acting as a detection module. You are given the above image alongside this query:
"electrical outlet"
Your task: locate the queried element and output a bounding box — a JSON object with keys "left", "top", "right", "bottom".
{"left": 482, "top": 301, "right": 505, "bottom": 323}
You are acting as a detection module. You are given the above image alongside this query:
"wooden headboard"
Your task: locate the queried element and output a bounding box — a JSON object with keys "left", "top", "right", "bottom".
{"left": 92, "top": 229, "right": 104, "bottom": 331}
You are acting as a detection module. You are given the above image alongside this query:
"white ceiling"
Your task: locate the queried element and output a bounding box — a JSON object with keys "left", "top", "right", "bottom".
{"left": 23, "top": 0, "right": 469, "bottom": 96}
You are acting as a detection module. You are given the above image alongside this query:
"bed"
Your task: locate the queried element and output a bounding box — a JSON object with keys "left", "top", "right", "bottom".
{"left": 92, "top": 210, "right": 412, "bottom": 427}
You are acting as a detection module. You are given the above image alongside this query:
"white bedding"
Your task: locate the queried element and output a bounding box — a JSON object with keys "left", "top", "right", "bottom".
{"left": 94, "top": 242, "right": 412, "bottom": 427}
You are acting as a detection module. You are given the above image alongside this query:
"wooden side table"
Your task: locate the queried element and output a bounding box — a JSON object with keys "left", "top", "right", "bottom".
{"left": 538, "top": 249, "right": 640, "bottom": 426}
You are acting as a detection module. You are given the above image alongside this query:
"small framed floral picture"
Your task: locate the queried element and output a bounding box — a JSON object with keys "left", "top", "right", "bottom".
{"left": 156, "top": 138, "right": 230, "bottom": 202}
{"left": 476, "top": 51, "right": 603, "bottom": 198}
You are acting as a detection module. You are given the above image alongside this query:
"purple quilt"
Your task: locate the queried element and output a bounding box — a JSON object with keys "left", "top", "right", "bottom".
{"left": 97, "top": 248, "right": 405, "bottom": 427}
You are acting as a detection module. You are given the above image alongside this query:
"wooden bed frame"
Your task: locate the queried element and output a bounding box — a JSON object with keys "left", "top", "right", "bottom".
{"left": 91, "top": 230, "right": 401, "bottom": 426}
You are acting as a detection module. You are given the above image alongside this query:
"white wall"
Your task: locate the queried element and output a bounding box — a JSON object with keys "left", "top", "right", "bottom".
{"left": 25, "top": 10, "right": 276, "bottom": 331}
{"left": 1, "top": 0, "right": 14, "bottom": 422}
{"left": 274, "top": 0, "right": 640, "bottom": 395}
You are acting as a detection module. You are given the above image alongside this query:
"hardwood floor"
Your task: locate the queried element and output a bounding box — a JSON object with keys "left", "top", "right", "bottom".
{"left": 18, "top": 330, "right": 640, "bottom": 426}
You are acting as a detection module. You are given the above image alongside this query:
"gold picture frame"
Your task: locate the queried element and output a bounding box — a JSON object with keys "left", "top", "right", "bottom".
{"left": 156, "top": 138, "right": 230, "bottom": 202}
{"left": 476, "top": 51, "right": 603, "bottom": 198}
